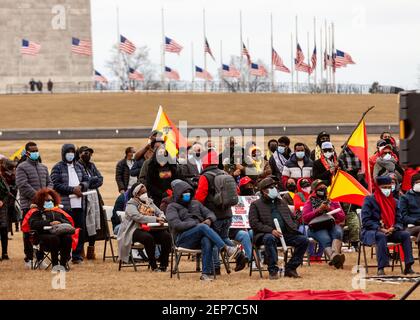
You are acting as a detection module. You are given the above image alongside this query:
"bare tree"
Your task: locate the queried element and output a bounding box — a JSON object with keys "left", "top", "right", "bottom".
{"left": 106, "top": 44, "right": 159, "bottom": 90}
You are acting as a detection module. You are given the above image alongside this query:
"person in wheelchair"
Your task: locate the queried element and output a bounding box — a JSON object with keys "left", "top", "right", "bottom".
{"left": 28, "top": 188, "right": 74, "bottom": 271}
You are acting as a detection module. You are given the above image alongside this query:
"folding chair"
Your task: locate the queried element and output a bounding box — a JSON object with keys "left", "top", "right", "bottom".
{"left": 249, "top": 243, "right": 294, "bottom": 278}
{"left": 304, "top": 237, "right": 329, "bottom": 266}
{"left": 29, "top": 230, "right": 69, "bottom": 270}
{"left": 102, "top": 205, "right": 117, "bottom": 262}
{"left": 118, "top": 241, "right": 151, "bottom": 271}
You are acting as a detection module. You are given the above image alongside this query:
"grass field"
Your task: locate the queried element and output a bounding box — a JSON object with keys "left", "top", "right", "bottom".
{"left": 0, "top": 93, "right": 398, "bottom": 129}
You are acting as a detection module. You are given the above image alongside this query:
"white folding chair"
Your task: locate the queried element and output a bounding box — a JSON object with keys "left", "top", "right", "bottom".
{"left": 102, "top": 205, "right": 117, "bottom": 262}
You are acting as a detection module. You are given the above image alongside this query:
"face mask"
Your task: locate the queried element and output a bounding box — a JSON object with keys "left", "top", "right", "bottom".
{"left": 139, "top": 193, "right": 149, "bottom": 202}
{"left": 286, "top": 183, "right": 297, "bottom": 192}
{"left": 269, "top": 145, "right": 277, "bottom": 153}
{"left": 195, "top": 152, "right": 201, "bottom": 158}
{"left": 277, "top": 146, "right": 285, "bottom": 154}
{"left": 316, "top": 189, "right": 327, "bottom": 199}
{"left": 324, "top": 152, "right": 334, "bottom": 159}
{"left": 29, "top": 152, "right": 40, "bottom": 161}
{"left": 65, "top": 152, "right": 75, "bottom": 162}
{"left": 182, "top": 193, "right": 191, "bottom": 203}
{"left": 391, "top": 185, "right": 396, "bottom": 192}
{"left": 380, "top": 188, "right": 392, "bottom": 197}
{"left": 382, "top": 153, "right": 392, "bottom": 161}
{"left": 178, "top": 158, "right": 187, "bottom": 165}
{"left": 296, "top": 151, "right": 305, "bottom": 159}
{"left": 302, "top": 187, "right": 311, "bottom": 194}
{"left": 43, "top": 200, "right": 54, "bottom": 210}
{"left": 81, "top": 154, "right": 91, "bottom": 163}
{"left": 241, "top": 188, "right": 254, "bottom": 196}
{"left": 267, "top": 187, "right": 279, "bottom": 199}
{"left": 413, "top": 184, "right": 420, "bottom": 193}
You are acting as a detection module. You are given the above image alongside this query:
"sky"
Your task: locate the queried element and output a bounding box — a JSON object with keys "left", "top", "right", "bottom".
{"left": 90, "top": 0, "right": 420, "bottom": 89}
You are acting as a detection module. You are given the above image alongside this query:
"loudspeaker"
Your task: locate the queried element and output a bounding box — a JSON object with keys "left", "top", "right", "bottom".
{"left": 400, "top": 91, "right": 420, "bottom": 166}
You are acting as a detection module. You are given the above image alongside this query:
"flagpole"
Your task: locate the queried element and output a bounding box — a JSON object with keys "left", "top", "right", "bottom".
{"left": 325, "top": 20, "right": 329, "bottom": 93}
{"left": 270, "top": 13, "right": 274, "bottom": 93}
{"left": 291, "top": 32, "right": 294, "bottom": 93}
{"left": 320, "top": 26, "right": 323, "bottom": 92}
{"left": 220, "top": 40, "right": 223, "bottom": 90}
{"left": 203, "top": 8, "right": 207, "bottom": 92}
{"left": 239, "top": 10, "right": 243, "bottom": 92}
{"left": 307, "top": 31, "right": 310, "bottom": 91}
{"left": 295, "top": 15, "right": 299, "bottom": 93}
{"left": 116, "top": 6, "right": 122, "bottom": 88}
{"left": 191, "top": 42, "right": 194, "bottom": 92}
{"left": 332, "top": 22, "right": 336, "bottom": 93}
{"left": 328, "top": 23, "right": 332, "bottom": 93}
{"left": 161, "top": 7, "right": 166, "bottom": 84}
{"left": 314, "top": 17, "right": 317, "bottom": 90}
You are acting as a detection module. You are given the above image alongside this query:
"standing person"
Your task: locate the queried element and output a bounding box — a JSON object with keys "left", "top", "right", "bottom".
{"left": 249, "top": 177, "right": 309, "bottom": 279}
{"left": 269, "top": 137, "right": 290, "bottom": 181}
{"left": 310, "top": 131, "right": 331, "bottom": 161}
{"left": 77, "top": 146, "right": 104, "bottom": 260}
{"left": 37, "top": 80, "right": 43, "bottom": 93}
{"left": 265, "top": 139, "right": 278, "bottom": 162}
{"left": 136, "top": 137, "right": 165, "bottom": 184}
{"left": 29, "top": 79, "right": 36, "bottom": 92}
{"left": 51, "top": 144, "right": 90, "bottom": 264}
{"left": 115, "top": 147, "right": 137, "bottom": 193}
{"left": 133, "top": 130, "right": 161, "bottom": 163}
{"left": 47, "top": 79, "right": 53, "bottom": 94}
{"left": 361, "top": 175, "right": 415, "bottom": 276}
{"left": 302, "top": 180, "right": 346, "bottom": 269}
{"left": 278, "top": 136, "right": 292, "bottom": 159}
{"left": 218, "top": 137, "right": 245, "bottom": 170}
{"left": 188, "top": 142, "right": 204, "bottom": 175}
{"left": 16, "top": 142, "right": 53, "bottom": 268}
{"left": 312, "top": 142, "right": 339, "bottom": 186}
{"left": 281, "top": 142, "right": 314, "bottom": 189}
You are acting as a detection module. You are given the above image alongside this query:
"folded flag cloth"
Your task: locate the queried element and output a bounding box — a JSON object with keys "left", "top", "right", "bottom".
{"left": 248, "top": 289, "right": 395, "bottom": 300}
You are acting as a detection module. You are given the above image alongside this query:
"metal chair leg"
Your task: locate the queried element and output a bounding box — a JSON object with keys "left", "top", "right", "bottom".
{"left": 357, "top": 243, "right": 362, "bottom": 273}
{"left": 170, "top": 250, "right": 174, "bottom": 279}
{"left": 109, "top": 237, "right": 116, "bottom": 262}
{"left": 103, "top": 239, "right": 107, "bottom": 262}
{"left": 363, "top": 244, "right": 368, "bottom": 274}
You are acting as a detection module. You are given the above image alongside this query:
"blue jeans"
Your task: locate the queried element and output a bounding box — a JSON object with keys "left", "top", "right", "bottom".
{"left": 307, "top": 225, "right": 343, "bottom": 249}
{"left": 212, "top": 219, "right": 234, "bottom": 268}
{"left": 176, "top": 224, "right": 226, "bottom": 274}
{"left": 260, "top": 233, "right": 309, "bottom": 274}
{"left": 375, "top": 230, "right": 414, "bottom": 269}
{"left": 299, "top": 225, "right": 324, "bottom": 257}
{"left": 234, "top": 230, "right": 253, "bottom": 260}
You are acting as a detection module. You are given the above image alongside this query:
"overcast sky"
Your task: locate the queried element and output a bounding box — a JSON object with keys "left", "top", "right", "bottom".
{"left": 91, "top": 0, "right": 420, "bottom": 89}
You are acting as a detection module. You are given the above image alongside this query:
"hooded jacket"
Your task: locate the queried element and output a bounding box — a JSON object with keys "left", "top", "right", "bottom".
{"left": 166, "top": 179, "right": 216, "bottom": 239}
{"left": 310, "top": 132, "right": 330, "bottom": 161}
{"left": 50, "top": 144, "right": 90, "bottom": 211}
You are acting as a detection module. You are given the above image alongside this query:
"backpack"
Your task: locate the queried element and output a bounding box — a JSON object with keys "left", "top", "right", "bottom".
{"left": 205, "top": 171, "right": 239, "bottom": 207}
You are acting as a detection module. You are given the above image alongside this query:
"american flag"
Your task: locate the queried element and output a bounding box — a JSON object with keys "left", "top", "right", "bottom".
{"left": 71, "top": 37, "right": 92, "bottom": 56}
{"left": 295, "top": 43, "right": 305, "bottom": 65}
{"left": 165, "top": 66, "right": 180, "bottom": 80}
{"left": 165, "top": 36, "right": 183, "bottom": 54}
{"left": 128, "top": 68, "right": 144, "bottom": 81}
{"left": 21, "top": 39, "right": 41, "bottom": 56}
{"left": 324, "top": 52, "right": 334, "bottom": 68}
{"left": 311, "top": 46, "right": 317, "bottom": 72}
{"left": 94, "top": 70, "right": 108, "bottom": 83}
{"left": 242, "top": 43, "right": 251, "bottom": 65}
{"left": 195, "top": 66, "right": 213, "bottom": 81}
{"left": 221, "top": 64, "right": 241, "bottom": 78}
{"left": 272, "top": 48, "right": 290, "bottom": 73}
{"left": 294, "top": 59, "right": 311, "bottom": 73}
{"left": 335, "top": 50, "right": 355, "bottom": 66}
{"left": 249, "top": 63, "right": 268, "bottom": 77}
{"left": 204, "top": 38, "right": 215, "bottom": 60}
{"left": 120, "top": 35, "right": 136, "bottom": 55}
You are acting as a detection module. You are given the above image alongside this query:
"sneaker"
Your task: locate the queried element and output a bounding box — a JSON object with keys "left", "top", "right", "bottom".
{"left": 132, "top": 250, "right": 145, "bottom": 261}
{"left": 36, "top": 260, "right": 49, "bottom": 270}
{"left": 214, "top": 267, "right": 221, "bottom": 276}
{"left": 2, "top": 254, "right": 9, "bottom": 260}
{"left": 284, "top": 269, "right": 301, "bottom": 278}
{"left": 71, "top": 258, "right": 83, "bottom": 265}
{"left": 223, "top": 245, "right": 240, "bottom": 261}
{"left": 404, "top": 264, "right": 418, "bottom": 275}
{"left": 269, "top": 272, "right": 279, "bottom": 280}
{"left": 377, "top": 268, "right": 386, "bottom": 276}
{"left": 24, "top": 260, "right": 33, "bottom": 270}
{"left": 251, "top": 261, "right": 259, "bottom": 271}
{"left": 234, "top": 253, "right": 248, "bottom": 272}
{"left": 200, "top": 274, "right": 214, "bottom": 281}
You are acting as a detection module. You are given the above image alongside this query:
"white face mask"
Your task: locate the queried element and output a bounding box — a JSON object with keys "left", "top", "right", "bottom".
{"left": 413, "top": 184, "right": 420, "bottom": 193}
{"left": 302, "top": 187, "right": 311, "bottom": 194}
{"left": 380, "top": 188, "right": 392, "bottom": 198}
{"left": 382, "top": 153, "right": 392, "bottom": 161}
{"left": 324, "top": 152, "right": 334, "bottom": 159}
{"left": 139, "top": 193, "right": 149, "bottom": 202}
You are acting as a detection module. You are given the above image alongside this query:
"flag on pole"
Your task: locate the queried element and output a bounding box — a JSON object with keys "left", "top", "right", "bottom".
{"left": 21, "top": 39, "right": 41, "bottom": 56}
{"left": 272, "top": 48, "right": 291, "bottom": 73}
{"left": 119, "top": 35, "right": 136, "bottom": 55}
{"left": 152, "top": 106, "right": 187, "bottom": 158}
{"left": 250, "top": 63, "right": 268, "bottom": 77}
{"left": 195, "top": 66, "right": 213, "bottom": 81}
{"left": 221, "top": 64, "right": 241, "bottom": 78}
{"left": 311, "top": 46, "right": 317, "bottom": 71}
{"left": 295, "top": 44, "right": 311, "bottom": 73}
{"left": 128, "top": 68, "right": 144, "bottom": 81}
{"left": 71, "top": 37, "right": 92, "bottom": 56}
{"left": 9, "top": 146, "right": 25, "bottom": 161}
{"left": 242, "top": 43, "right": 251, "bottom": 65}
{"left": 165, "top": 36, "right": 183, "bottom": 54}
{"left": 346, "top": 119, "right": 372, "bottom": 192}
{"left": 328, "top": 170, "right": 370, "bottom": 206}
{"left": 165, "top": 66, "right": 180, "bottom": 80}
{"left": 335, "top": 50, "right": 356, "bottom": 66}
{"left": 94, "top": 70, "right": 108, "bottom": 83}
{"left": 204, "top": 38, "right": 215, "bottom": 61}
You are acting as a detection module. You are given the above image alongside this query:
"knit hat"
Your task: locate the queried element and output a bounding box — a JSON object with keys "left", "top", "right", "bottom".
{"left": 311, "top": 179, "right": 327, "bottom": 190}
{"left": 321, "top": 141, "right": 333, "bottom": 150}
{"left": 411, "top": 174, "right": 420, "bottom": 186}
{"left": 202, "top": 150, "right": 219, "bottom": 169}
{"left": 132, "top": 183, "right": 145, "bottom": 197}
{"left": 376, "top": 175, "right": 392, "bottom": 186}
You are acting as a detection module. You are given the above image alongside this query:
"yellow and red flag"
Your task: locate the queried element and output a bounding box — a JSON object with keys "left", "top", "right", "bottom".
{"left": 152, "top": 106, "right": 186, "bottom": 158}
{"left": 9, "top": 146, "right": 25, "bottom": 161}
{"left": 347, "top": 119, "right": 372, "bottom": 192}
{"left": 328, "top": 170, "right": 370, "bottom": 206}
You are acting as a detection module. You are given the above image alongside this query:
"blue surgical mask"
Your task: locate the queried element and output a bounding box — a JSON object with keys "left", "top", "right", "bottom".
{"left": 29, "top": 152, "right": 40, "bottom": 161}
{"left": 65, "top": 152, "right": 75, "bottom": 162}
{"left": 380, "top": 188, "right": 392, "bottom": 198}
{"left": 267, "top": 187, "right": 279, "bottom": 199}
{"left": 296, "top": 151, "right": 305, "bottom": 159}
{"left": 277, "top": 146, "right": 285, "bottom": 154}
{"left": 182, "top": 193, "right": 191, "bottom": 203}
{"left": 43, "top": 200, "right": 54, "bottom": 210}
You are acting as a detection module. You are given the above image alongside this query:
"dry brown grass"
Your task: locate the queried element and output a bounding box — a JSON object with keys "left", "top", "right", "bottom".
{"left": 0, "top": 93, "right": 398, "bottom": 129}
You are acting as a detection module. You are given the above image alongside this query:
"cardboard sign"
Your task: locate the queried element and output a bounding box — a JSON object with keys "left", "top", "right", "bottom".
{"left": 230, "top": 196, "right": 259, "bottom": 229}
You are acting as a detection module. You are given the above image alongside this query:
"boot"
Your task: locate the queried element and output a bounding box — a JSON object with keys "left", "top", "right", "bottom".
{"left": 86, "top": 246, "right": 96, "bottom": 260}
{"left": 331, "top": 239, "right": 345, "bottom": 269}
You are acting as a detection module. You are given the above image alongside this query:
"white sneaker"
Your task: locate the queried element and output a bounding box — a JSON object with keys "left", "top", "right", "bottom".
{"left": 200, "top": 274, "right": 214, "bottom": 281}
{"left": 252, "top": 261, "right": 259, "bottom": 271}
{"left": 132, "top": 250, "right": 144, "bottom": 261}
{"left": 24, "top": 260, "right": 33, "bottom": 270}
{"left": 224, "top": 245, "right": 240, "bottom": 260}
{"left": 36, "top": 260, "right": 49, "bottom": 270}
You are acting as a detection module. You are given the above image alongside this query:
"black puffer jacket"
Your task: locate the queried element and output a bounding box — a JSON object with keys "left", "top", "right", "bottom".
{"left": 166, "top": 180, "right": 216, "bottom": 239}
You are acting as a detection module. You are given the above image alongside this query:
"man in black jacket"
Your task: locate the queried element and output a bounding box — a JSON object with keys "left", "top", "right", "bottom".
{"left": 115, "top": 147, "right": 137, "bottom": 193}
{"left": 249, "top": 177, "right": 309, "bottom": 279}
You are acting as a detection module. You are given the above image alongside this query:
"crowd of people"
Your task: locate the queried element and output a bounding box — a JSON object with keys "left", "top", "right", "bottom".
{"left": 0, "top": 129, "right": 419, "bottom": 281}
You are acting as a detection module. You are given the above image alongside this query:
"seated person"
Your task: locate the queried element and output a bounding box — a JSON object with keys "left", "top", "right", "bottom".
{"left": 361, "top": 175, "right": 416, "bottom": 276}
{"left": 249, "top": 177, "right": 309, "bottom": 279}
{"left": 28, "top": 188, "right": 74, "bottom": 271}
{"left": 398, "top": 173, "right": 420, "bottom": 262}
{"left": 282, "top": 178, "right": 297, "bottom": 206}
{"left": 166, "top": 179, "right": 240, "bottom": 281}
{"left": 117, "top": 183, "right": 171, "bottom": 272}
{"left": 112, "top": 182, "right": 141, "bottom": 235}
{"left": 293, "top": 178, "right": 312, "bottom": 221}
{"left": 302, "top": 180, "right": 346, "bottom": 269}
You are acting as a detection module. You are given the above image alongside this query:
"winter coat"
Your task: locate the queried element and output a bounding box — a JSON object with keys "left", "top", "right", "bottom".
{"left": 281, "top": 154, "right": 313, "bottom": 188}
{"left": 29, "top": 208, "right": 71, "bottom": 234}
{"left": 115, "top": 159, "right": 132, "bottom": 192}
{"left": 399, "top": 190, "right": 420, "bottom": 226}
{"left": 16, "top": 158, "right": 53, "bottom": 210}
{"left": 302, "top": 198, "right": 345, "bottom": 226}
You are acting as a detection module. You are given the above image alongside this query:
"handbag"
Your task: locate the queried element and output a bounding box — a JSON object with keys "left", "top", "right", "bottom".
{"left": 49, "top": 223, "right": 76, "bottom": 235}
{"left": 308, "top": 214, "right": 335, "bottom": 231}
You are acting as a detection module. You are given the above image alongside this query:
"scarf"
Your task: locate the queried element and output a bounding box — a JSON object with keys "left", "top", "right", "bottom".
{"left": 374, "top": 188, "right": 396, "bottom": 229}
{"left": 320, "top": 154, "right": 338, "bottom": 172}
{"left": 310, "top": 195, "right": 326, "bottom": 212}
{"left": 273, "top": 151, "right": 287, "bottom": 173}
